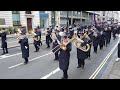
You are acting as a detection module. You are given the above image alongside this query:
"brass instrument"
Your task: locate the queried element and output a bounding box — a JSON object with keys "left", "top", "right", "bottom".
{"left": 15, "top": 28, "right": 22, "bottom": 40}
{"left": 74, "top": 32, "right": 90, "bottom": 52}
{"left": 29, "top": 29, "right": 40, "bottom": 41}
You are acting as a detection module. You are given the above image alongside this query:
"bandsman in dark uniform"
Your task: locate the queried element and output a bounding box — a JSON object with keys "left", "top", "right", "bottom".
{"left": 18, "top": 30, "right": 29, "bottom": 65}
{"left": 0, "top": 28, "right": 8, "bottom": 55}
{"left": 76, "top": 32, "right": 90, "bottom": 68}
{"left": 98, "top": 30, "right": 105, "bottom": 50}
{"left": 46, "top": 28, "right": 51, "bottom": 48}
{"left": 86, "top": 29, "right": 93, "bottom": 60}
{"left": 93, "top": 30, "right": 99, "bottom": 54}
{"left": 37, "top": 26, "right": 42, "bottom": 46}
{"left": 112, "top": 27, "right": 117, "bottom": 40}
{"left": 52, "top": 30, "right": 61, "bottom": 61}
{"left": 104, "top": 27, "right": 109, "bottom": 47}
{"left": 59, "top": 35, "right": 72, "bottom": 79}
{"left": 33, "top": 34, "right": 40, "bottom": 52}
{"left": 107, "top": 26, "right": 112, "bottom": 44}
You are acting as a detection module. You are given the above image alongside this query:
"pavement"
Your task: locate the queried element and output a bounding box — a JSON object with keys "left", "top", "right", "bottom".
{"left": 101, "top": 48, "right": 120, "bottom": 79}
{"left": 0, "top": 34, "right": 119, "bottom": 79}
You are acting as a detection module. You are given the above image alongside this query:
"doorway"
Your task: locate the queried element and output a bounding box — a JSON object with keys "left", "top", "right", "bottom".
{"left": 27, "top": 18, "right": 32, "bottom": 31}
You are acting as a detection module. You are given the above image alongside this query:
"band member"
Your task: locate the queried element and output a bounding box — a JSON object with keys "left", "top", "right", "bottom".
{"left": 108, "top": 26, "right": 112, "bottom": 44}
{"left": 33, "top": 34, "right": 40, "bottom": 52}
{"left": 104, "top": 27, "right": 109, "bottom": 47}
{"left": 93, "top": 30, "right": 99, "bottom": 54}
{"left": 116, "top": 40, "right": 120, "bottom": 62}
{"left": 46, "top": 28, "right": 51, "bottom": 48}
{"left": 52, "top": 30, "right": 61, "bottom": 61}
{"left": 18, "top": 30, "right": 29, "bottom": 65}
{"left": 112, "top": 27, "right": 117, "bottom": 40}
{"left": 59, "top": 35, "right": 72, "bottom": 79}
{"left": 0, "top": 28, "right": 8, "bottom": 55}
{"left": 76, "top": 32, "right": 89, "bottom": 68}
{"left": 98, "top": 30, "right": 105, "bottom": 50}
{"left": 86, "top": 30, "right": 93, "bottom": 60}
{"left": 37, "top": 26, "right": 42, "bottom": 46}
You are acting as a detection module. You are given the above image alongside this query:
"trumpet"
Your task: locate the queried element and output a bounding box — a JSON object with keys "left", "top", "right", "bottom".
{"left": 15, "top": 28, "right": 22, "bottom": 40}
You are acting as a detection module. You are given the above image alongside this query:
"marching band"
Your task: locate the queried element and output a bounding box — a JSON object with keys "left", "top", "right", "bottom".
{"left": 0, "top": 22, "right": 120, "bottom": 79}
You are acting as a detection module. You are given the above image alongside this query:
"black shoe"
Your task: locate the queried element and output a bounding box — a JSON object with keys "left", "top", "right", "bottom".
{"left": 61, "top": 77, "right": 67, "bottom": 79}
{"left": 77, "top": 65, "right": 81, "bottom": 68}
{"left": 34, "top": 51, "right": 37, "bottom": 52}
{"left": 95, "top": 52, "right": 97, "bottom": 54}
{"left": 6, "top": 52, "right": 8, "bottom": 54}
{"left": 24, "top": 61, "right": 28, "bottom": 65}
{"left": 88, "top": 57, "right": 91, "bottom": 60}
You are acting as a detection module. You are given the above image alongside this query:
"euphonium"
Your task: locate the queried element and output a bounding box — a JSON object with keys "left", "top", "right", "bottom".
{"left": 74, "top": 33, "right": 90, "bottom": 52}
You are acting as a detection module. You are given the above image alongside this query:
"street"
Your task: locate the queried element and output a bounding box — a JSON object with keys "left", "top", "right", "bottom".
{"left": 0, "top": 35, "right": 119, "bottom": 79}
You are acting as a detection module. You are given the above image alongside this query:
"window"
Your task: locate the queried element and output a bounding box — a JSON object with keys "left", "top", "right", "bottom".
{"left": 0, "top": 18, "right": 5, "bottom": 25}
{"left": 12, "top": 11, "right": 21, "bottom": 26}
{"left": 39, "top": 11, "right": 45, "bottom": 13}
{"left": 12, "top": 11, "right": 20, "bottom": 14}
{"left": 25, "top": 11, "right": 32, "bottom": 14}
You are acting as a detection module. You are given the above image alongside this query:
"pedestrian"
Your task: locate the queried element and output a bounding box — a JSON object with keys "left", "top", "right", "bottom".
{"left": 18, "top": 30, "right": 29, "bottom": 65}
{"left": 59, "top": 35, "right": 72, "bottom": 79}
{"left": 0, "top": 28, "right": 8, "bottom": 55}
{"left": 116, "top": 40, "right": 120, "bottom": 62}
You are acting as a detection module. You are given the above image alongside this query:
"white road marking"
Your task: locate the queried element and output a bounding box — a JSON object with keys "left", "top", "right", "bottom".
{"left": 8, "top": 52, "right": 53, "bottom": 69}
{"left": 40, "top": 68, "right": 60, "bottom": 79}
{"left": 89, "top": 39, "right": 119, "bottom": 79}
{"left": 0, "top": 53, "right": 21, "bottom": 60}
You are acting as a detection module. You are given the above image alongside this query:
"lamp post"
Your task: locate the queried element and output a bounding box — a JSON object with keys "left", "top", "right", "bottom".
{"left": 67, "top": 11, "right": 69, "bottom": 29}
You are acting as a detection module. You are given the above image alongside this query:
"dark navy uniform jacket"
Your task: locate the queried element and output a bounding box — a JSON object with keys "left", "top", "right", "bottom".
{"left": 19, "top": 38, "right": 29, "bottom": 58}
{"left": 59, "top": 43, "right": 71, "bottom": 70}
{"left": 92, "top": 35, "right": 99, "bottom": 47}
{"left": 0, "top": 32, "right": 7, "bottom": 48}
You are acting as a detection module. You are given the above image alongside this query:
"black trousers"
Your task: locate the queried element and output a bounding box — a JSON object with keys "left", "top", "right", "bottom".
{"left": 63, "top": 70, "right": 68, "bottom": 79}
{"left": 105, "top": 39, "right": 109, "bottom": 47}
{"left": 3, "top": 47, "right": 8, "bottom": 54}
{"left": 24, "top": 58, "right": 28, "bottom": 63}
{"left": 87, "top": 45, "right": 91, "bottom": 58}
{"left": 94, "top": 46, "right": 97, "bottom": 53}
{"left": 100, "top": 45, "right": 103, "bottom": 50}
{"left": 47, "top": 43, "right": 50, "bottom": 48}
{"left": 34, "top": 45, "right": 39, "bottom": 51}
{"left": 78, "top": 58, "right": 85, "bottom": 66}
{"left": 55, "top": 52, "right": 59, "bottom": 60}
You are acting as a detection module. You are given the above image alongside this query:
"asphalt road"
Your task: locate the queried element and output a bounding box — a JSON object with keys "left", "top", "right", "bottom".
{"left": 0, "top": 36, "right": 119, "bottom": 79}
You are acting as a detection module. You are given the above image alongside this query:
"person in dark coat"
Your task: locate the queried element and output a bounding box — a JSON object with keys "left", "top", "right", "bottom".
{"left": 86, "top": 30, "right": 93, "bottom": 60}
{"left": 116, "top": 40, "right": 120, "bottom": 62}
{"left": 33, "top": 35, "right": 40, "bottom": 52}
{"left": 37, "top": 26, "right": 42, "bottom": 46}
{"left": 46, "top": 28, "right": 51, "bottom": 48}
{"left": 18, "top": 30, "right": 29, "bottom": 65}
{"left": 98, "top": 31, "right": 105, "bottom": 50}
{"left": 112, "top": 27, "right": 117, "bottom": 40}
{"left": 93, "top": 31, "right": 99, "bottom": 54}
{"left": 76, "top": 33, "right": 90, "bottom": 68}
{"left": 107, "top": 27, "right": 112, "bottom": 44}
{"left": 0, "top": 29, "right": 8, "bottom": 55}
{"left": 103, "top": 27, "right": 109, "bottom": 47}
{"left": 59, "top": 36, "right": 72, "bottom": 79}
{"left": 52, "top": 30, "right": 61, "bottom": 61}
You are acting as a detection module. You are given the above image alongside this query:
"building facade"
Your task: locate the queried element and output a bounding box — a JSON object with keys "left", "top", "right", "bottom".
{"left": 0, "top": 11, "right": 119, "bottom": 31}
